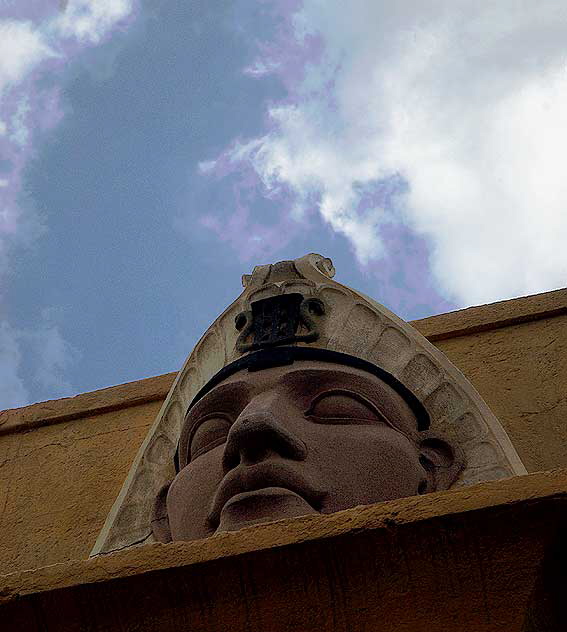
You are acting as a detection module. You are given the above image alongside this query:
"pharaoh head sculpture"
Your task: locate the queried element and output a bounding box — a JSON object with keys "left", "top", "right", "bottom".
{"left": 92, "top": 254, "right": 526, "bottom": 553}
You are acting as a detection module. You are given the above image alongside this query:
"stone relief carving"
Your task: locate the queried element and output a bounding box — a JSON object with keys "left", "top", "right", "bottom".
{"left": 153, "top": 355, "right": 464, "bottom": 541}
{"left": 91, "top": 254, "right": 526, "bottom": 554}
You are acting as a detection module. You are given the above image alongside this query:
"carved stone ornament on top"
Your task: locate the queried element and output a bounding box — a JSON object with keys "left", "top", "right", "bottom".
{"left": 91, "top": 254, "right": 527, "bottom": 555}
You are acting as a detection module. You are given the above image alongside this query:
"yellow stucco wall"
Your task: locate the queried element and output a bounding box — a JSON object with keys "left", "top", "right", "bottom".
{"left": 0, "top": 401, "right": 162, "bottom": 574}
{"left": 1, "top": 288, "right": 566, "bottom": 574}
{"left": 435, "top": 315, "right": 567, "bottom": 474}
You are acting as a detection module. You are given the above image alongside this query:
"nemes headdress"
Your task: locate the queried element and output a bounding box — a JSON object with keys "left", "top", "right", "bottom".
{"left": 92, "top": 254, "right": 526, "bottom": 555}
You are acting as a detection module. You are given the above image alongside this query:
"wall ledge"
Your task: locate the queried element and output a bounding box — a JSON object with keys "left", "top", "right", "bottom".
{"left": 1, "top": 468, "right": 566, "bottom": 603}
{"left": 411, "top": 286, "right": 567, "bottom": 341}
{"left": 0, "top": 372, "right": 177, "bottom": 437}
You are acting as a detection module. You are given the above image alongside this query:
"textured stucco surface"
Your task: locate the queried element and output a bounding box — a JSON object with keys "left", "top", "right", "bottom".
{"left": 434, "top": 314, "right": 567, "bottom": 473}
{"left": 0, "top": 401, "right": 161, "bottom": 574}
{"left": 1, "top": 289, "right": 566, "bottom": 575}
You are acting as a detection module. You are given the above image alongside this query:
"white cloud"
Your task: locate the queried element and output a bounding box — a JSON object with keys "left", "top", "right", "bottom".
{"left": 0, "top": 2, "right": 136, "bottom": 251}
{"left": 0, "top": 310, "right": 79, "bottom": 410}
{"left": 243, "top": 58, "right": 281, "bottom": 78}
{"left": 53, "top": 0, "right": 133, "bottom": 44}
{"left": 0, "top": 2, "right": 134, "bottom": 409}
{"left": 0, "top": 320, "right": 29, "bottom": 409}
{"left": 0, "top": 20, "right": 56, "bottom": 92}
{"left": 29, "top": 311, "right": 79, "bottom": 395}
{"left": 9, "top": 96, "right": 31, "bottom": 146}
{"left": 217, "top": 1, "right": 567, "bottom": 305}
{"left": 0, "top": 0, "right": 133, "bottom": 92}
{"left": 198, "top": 159, "right": 217, "bottom": 174}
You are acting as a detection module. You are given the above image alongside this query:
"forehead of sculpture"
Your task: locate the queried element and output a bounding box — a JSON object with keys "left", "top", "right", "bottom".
{"left": 177, "top": 360, "right": 420, "bottom": 468}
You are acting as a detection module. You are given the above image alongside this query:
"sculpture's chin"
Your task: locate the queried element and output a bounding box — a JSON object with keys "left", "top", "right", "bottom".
{"left": 217, "top": 486, "right": 318, "bottom": 533}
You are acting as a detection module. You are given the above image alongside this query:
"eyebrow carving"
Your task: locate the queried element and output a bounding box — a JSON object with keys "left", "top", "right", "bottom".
{"left": 186, "top": 381, "right": 250, "bottom": 420}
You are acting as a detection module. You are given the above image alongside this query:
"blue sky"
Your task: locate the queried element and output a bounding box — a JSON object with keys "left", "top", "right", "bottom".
{"left": 2, "top": 1, "right": 567, "bottom": 409}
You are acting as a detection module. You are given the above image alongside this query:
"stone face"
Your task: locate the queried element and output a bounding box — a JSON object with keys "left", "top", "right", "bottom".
{"left": 161, "top": 360, "right": 463, "bottom": 541}
{"left": 0, "top": 288, "right": 566, "bottom": 574}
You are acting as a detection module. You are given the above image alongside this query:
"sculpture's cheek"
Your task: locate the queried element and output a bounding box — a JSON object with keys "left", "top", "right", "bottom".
{"left": 167, "top": 443, "right": 226, "bottom": 541}
{"left": 166, "top": 423, "right": 424, "bottom": 540}
{"left": 310, "top": 425, "right": 424, "bottom": 513}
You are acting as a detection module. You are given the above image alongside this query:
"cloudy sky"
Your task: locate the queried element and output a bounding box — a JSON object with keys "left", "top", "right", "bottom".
{"left": 2, "top": 1, "right": 567, "bottom": 409}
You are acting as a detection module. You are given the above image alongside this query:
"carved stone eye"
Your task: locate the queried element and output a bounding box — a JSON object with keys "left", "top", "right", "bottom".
{"left": 305, "top": 390, "right": 387, "bottom": 425}
{"left": 189, "top": 416, "right": 231, "bottom": 460}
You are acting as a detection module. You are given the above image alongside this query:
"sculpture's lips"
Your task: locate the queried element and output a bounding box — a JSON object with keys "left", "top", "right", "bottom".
{"left": 208, "top": 462, "right": 326, "bottom": 527}
{"left": 222, "top": 486, "right": 304, "bottom": 511}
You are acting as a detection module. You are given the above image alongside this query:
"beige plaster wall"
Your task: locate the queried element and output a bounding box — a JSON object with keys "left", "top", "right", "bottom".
{"left": 0, "top": 401, "right": 161, "bottom": 574}
{"left": 1, "top": 288, "right": 566, "bottom": 574}
{"left": 434, "top": 315, "right": 567, "bottom": 474}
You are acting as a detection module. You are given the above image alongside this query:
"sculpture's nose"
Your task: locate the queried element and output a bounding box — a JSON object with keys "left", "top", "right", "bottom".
{"left": 222, "top": 403, "right": 307, "bottom": 472}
